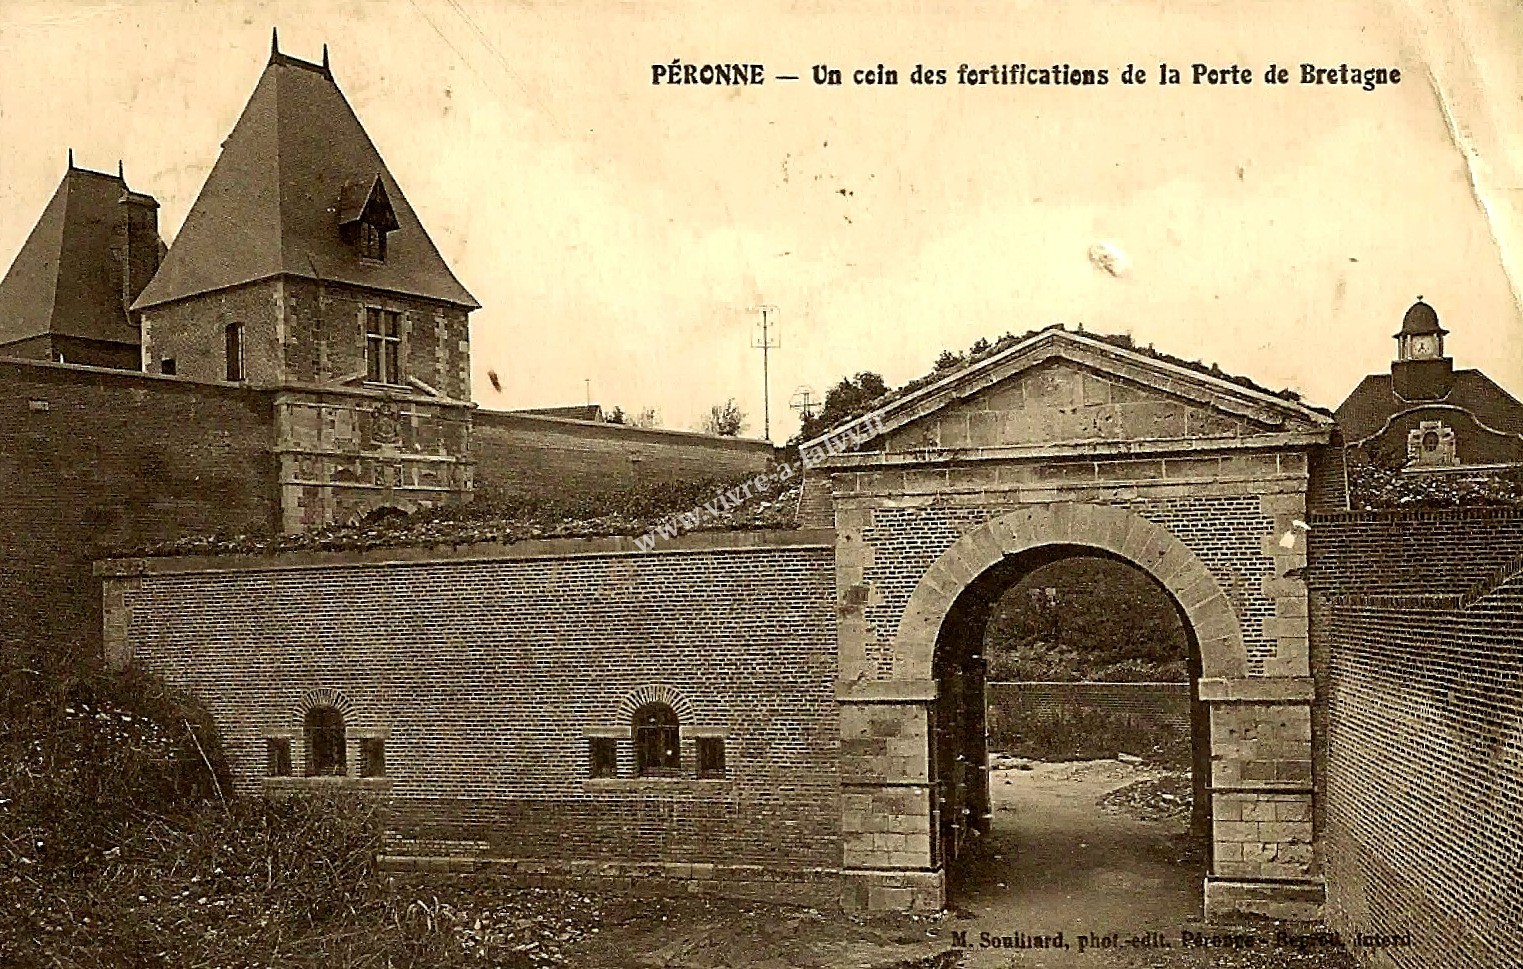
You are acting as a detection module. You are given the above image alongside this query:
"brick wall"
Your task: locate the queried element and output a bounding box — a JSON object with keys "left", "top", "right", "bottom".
{"left": 1309, "top": 511, "right": 1523, "bottom": 968}
{"left": 851, "top": 491, "right": 1285, "bottom": 677}
{"left": 101, "top": 531, "right": 842, "bottom": 903}
{"left": 1308, "top": 507, "right": 1523, "bottom": 598}
{"left": 985, "top": 682, "right": 1192, "bottom": 741}
{"left": 0, "top": 358, "right": 278, "bottom": 658}
{"left": 472, "top": 409, "right": 779, "bottom": 501}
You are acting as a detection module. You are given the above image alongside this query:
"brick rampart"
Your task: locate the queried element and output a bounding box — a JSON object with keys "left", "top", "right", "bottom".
{"left": 99, "top": 530, "right": 842, "bottom": 903}
{"left": 1, "top": 357, "right": 279, "bottom": 657}
{"left": 986, "top": 682, "right": 1192, "bottom": 740}
{"left": 1309, "top": 512, "right": 1523, "bottom": 968}
{"left": 472, "top": 409, "right": 779, "bottom": 501}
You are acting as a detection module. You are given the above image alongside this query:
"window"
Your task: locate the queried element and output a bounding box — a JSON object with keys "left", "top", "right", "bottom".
{"left": 266, "top": 738, "right": 292, "bottom": 777}
{"left": 160, "top": 358, "right": 176, "bottom": 376}
{"left": 365, "top": 308, "right": 401, "bottom": 385}
{"left": 696, "top": 737, "right": 725, "bottom": 779}
{"left": 358, "top": 220, "right": 387, "bottom": 261}
{"left": 589, "top": 737, "right": 617, "bottom": 778}
{"left": 304, "top": 705, "right": 347, "bottom": 776}
{"left": 359, "top": 738, "right": 386, "bottom": 778}
{"left": 633, "top": 703, "right": 681, "bottom": 776}
{"left": 224, "top": 322, "right": 245, "bottom": 382}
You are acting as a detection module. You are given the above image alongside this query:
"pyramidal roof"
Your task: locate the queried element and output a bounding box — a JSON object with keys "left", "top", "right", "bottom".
{"left": 133, "top": 45, "right": 478, "bottom": 311}
{"left": 0, "top": 164, "right": 158, "bottom": 347}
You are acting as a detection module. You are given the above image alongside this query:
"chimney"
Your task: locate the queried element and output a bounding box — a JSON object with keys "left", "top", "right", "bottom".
{"left": 118, "top": 187, "right": 162, "bottom": 318}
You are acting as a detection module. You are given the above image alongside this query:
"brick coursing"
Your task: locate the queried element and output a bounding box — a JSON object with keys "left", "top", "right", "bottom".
{"left": 1309, "top": 512, "right": 1523, "bottom": 969}
{"left": 1308, "top": 508, "right": 1523, "bottom": 598}
{"left": 110, "top": 540, "right": 843, "bottom": 884}
{"left": 985, "top": 682, "right": 1191, "bottom": 733}
{"left": 471, "top": 410, "right": 778, "bottom": 503}
{"left": 0, "top": 359, "right": 279, "bottom": 657}
{"left": 857, "top": 495, "right": 1280, "bottom": 676}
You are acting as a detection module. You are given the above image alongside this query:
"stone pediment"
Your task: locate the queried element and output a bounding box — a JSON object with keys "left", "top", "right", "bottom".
{"left": 807, "top": 328, "right": 1332, "bottom": 460}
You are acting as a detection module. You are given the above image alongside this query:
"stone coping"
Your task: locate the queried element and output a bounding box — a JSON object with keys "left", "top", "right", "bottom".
{"left": 1197, "top": 677, "right": 1314, "bottom": 702}
{"left": 96, "top": 527, "right": 836, "bottom": 578}
{"left": 812, "top": 431, "right": 1333, "bottom": 470}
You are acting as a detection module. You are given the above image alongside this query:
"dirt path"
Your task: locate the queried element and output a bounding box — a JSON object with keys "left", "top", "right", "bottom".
{"left": 568, "top": 759, "right": 1352, "bottom": 968}
{"left": 947, "top": 760, "right": 1204, "bottom": 967}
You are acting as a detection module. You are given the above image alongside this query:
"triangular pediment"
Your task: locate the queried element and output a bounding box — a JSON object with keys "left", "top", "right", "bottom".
{"left": 806, "top": 328, "right": 1332, "bottom": 457}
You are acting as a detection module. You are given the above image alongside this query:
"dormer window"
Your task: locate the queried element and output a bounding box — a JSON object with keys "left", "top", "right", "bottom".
{"left": 358, "top": 220, "right": 386, "bottom": 261}
{"left": 338, "top": 175, "right": 400, "bottom": 264}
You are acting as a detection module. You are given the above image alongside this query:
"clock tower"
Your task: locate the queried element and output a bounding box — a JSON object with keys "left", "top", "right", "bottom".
{"left": 1391, "top": 297, "right": 1456, "bottom": 400}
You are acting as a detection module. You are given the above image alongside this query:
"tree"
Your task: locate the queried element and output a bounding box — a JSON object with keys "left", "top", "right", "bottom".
{"left": 605, "top": 406, "right": 660, "bottom": 428}
{"left": 795, "top": 371, "right": 889, "bottom": 442}
{"left": 983, "top": 556, "right": 1189, "bottom": 682}
{"left": 700, "top": 399, "right": 746, "bottom": 437}
{"left": 934, "top": 349, "right": 965, "bottom": 372}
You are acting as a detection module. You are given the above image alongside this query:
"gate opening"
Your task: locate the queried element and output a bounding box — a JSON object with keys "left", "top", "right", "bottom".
{"left": 931, "top": 544, "right": 1212, "bottom": 914}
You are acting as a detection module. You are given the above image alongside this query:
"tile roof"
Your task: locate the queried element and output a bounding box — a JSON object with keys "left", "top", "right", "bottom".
{"left": 0, "top": 166, "right": 159, "bottom": 348}
{"left": 132, "top": 51, "right": 478, "bottom": 311}
{"left": 1335, "top": 369, "right": 1523, "bottom": 444}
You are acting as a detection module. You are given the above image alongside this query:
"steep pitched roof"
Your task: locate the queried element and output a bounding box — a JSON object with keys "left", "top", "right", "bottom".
{"left": 133, "top": 51, "right": 478, "bottom": 311}
{"left": 802, "top": 324, "right": 1333, "bottom": 452}
{"left": 1335, "top": 369, "right": 1523, "bottom": 445}
{"left": 0, "top": 166, "right": 156, "bottom": 347}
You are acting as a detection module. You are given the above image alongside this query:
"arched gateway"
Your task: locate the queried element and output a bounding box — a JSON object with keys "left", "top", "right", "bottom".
{"left": 803, "top": 326, "right": 1334, "bottom": 920}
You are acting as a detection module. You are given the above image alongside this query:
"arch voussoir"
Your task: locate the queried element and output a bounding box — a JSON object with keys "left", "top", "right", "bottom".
{"left": 893, "top": 501, "right": 1247, "bottom": 681}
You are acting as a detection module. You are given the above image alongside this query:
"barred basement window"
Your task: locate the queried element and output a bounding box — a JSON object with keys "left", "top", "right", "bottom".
{"left": 633, "top": 703, "right": 680, "bottom": 776}
{"left": 696, "top": 737, "right": 725, "bottom": 779}
{"left": 360, "top": 738, "right": 386, "bottom": 778}
{"left": 266, "top": 738, "right": 292, "bottom": 777}
{"left": 589, "top": 737, "right": 617, "bottom": 778}
{"left": 304, "top": 705, "right": 347, "bottom": 776}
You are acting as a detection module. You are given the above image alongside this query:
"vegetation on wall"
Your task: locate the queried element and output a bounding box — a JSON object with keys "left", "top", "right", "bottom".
{"left": 793, "top": 324, "right": 1320, "bottom": 445}
{"left": 1345, "top": 450, "right": 1523, "bottom": 508}
{"left": 126, "top": 472, "right": 805, "bottom": 558}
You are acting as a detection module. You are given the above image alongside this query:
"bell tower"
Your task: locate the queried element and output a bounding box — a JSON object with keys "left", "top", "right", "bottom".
{"left": 1391, "top": 297, "right": 1455, "bottom": 400}
{"left": 1396, "top": 296, "right": 1447, "bottom": 361}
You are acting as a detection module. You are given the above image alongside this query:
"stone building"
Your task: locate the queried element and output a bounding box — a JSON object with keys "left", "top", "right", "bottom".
{"left": 0, "top": 39, "right": 775, "bottom": 660}
{"left": 1336, "top": 298, "right": 1523, "bottom": 469}
{"left": 130, "top": 39, "right": 480, "bottom": 531}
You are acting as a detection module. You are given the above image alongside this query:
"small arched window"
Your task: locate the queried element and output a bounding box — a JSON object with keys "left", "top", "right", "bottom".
{"left": 305, "top": 705, "right": 347, "bottom": 776}
{"left": 633, "top": 703, "right": 680, "bottom": 776}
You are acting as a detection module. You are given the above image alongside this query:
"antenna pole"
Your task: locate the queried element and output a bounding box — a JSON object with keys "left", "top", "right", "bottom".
{"left": 752, "top": 306, "right": 780, "bottom": 441}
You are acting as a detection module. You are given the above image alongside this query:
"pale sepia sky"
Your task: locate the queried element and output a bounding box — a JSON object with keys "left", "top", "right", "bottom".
{"left": 2, "top": 0, "right": 1521, "bottom": 440}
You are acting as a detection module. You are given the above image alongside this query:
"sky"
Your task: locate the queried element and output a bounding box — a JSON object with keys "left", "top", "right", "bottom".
{"left": 1, "top": 0, "right": 1521, "bottom": 440}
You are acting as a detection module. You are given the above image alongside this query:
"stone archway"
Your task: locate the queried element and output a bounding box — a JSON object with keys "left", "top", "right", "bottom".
{"left": 815, "top": 326, "right": 1331, "bottom": 919}
{"left": 835, "top": 501, "right": 1320, "bottom": 921}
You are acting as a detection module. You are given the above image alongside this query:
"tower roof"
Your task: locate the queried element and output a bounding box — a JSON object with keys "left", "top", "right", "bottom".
{"left": 132, "top": 47, "right": 478, "bottom": 312}
{"left": 0, "top": 164, "right": 160, "bottom": 348}
{"left": 1396, "top": 297, "right": 1447, "bottom": 337}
